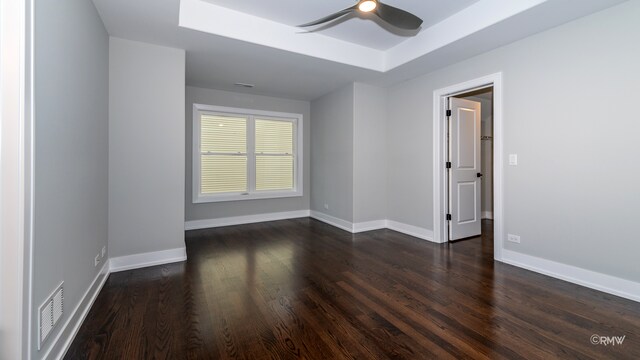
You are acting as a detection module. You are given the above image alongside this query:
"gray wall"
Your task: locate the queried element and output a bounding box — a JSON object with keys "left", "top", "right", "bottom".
{"left": 353, "top": 83, "right": 387, "bottom": 223}
{"left": 310, "top": 84, "right": 354, "bottom": 222}
{"left": 311, "top": 82, "right": 388, "bottom": 224}
{"left": 33, "top": 0, "right": 109, "bottom": 357}
{"left": 109, "top": 38, "right": 186, "bottom": 257}
{"left": 386, "top": 79, "right": 433, "bottom": 227}
{"left": 185, "top": 86, "right": 310, "bottom": 221}
{"left": 386, "top": 0, "right": 640, "bottom": 282}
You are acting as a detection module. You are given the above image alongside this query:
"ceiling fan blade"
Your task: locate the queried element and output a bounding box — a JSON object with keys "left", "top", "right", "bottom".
{"left": 375, "top": 2, "right": 423, "bottom": 30}
{"left": 298, "top": 5, "right": 357, "bottom": 27}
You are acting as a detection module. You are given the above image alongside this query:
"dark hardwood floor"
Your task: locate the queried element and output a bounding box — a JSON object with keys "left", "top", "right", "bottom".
{"left": 65, "top": 218, "right": 640, "bottom": 359}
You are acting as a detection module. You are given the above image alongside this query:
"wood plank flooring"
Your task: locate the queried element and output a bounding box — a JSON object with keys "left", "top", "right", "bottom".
{"left": 65, "top": 218, "right": 640, "bottom": 359}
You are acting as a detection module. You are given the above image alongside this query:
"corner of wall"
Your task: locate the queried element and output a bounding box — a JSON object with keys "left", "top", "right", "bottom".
{"left": 108, "top": 37, "right": 186, "bottom": 262}
{"left": 109, "top": 248, "right": 187, "bottom": 273}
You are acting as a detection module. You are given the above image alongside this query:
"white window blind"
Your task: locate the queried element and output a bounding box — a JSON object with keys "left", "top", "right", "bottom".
{"left": 200, "top": 114, "right": 247, "bottom": 194}
{"left": 255, "top": 119, "right": 294, "bottom": 191}
{"left": 193, "top": 104, "right": 303, "bottom": 203}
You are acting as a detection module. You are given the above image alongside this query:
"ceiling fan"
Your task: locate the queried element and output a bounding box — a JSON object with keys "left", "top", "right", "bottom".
{"left": 298, "top": 0, "right": 423, "bottom": 31}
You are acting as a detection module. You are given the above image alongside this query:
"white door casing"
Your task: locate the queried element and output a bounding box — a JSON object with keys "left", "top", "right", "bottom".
{"left": 448, "top": 97, "right": 482, "bottom": 240}
{"left": 432, "top": 72, "right": 503, "bottom": 258}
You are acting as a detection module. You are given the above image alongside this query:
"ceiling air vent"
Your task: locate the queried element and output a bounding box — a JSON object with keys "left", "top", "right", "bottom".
{"left": 38, "top": 282, "right": 64, "bottom": 349}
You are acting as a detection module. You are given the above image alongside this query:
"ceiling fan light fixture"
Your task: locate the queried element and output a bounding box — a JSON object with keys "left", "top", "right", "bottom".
{"left": 298, "top": 0, "right": 422, "bottom": 31}
{"left": 358, "top": 0, "right": 377, "bottom": 13}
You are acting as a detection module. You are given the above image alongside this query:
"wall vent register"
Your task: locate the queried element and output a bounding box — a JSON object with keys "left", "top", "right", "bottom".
{"left": 39, "top": 282, "right": 64, "bottom": 349}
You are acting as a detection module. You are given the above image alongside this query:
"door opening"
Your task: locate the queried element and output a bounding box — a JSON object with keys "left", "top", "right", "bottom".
{"left": 447, "top": 87, "right": 493, "bottom": 241}
{"left": 432, "top": 73, "right": 504, "bottom": 260}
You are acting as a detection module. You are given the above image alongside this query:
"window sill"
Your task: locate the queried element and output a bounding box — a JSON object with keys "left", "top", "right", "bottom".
{"left": 193, "top": 190, "right": 302, "bottom": 204}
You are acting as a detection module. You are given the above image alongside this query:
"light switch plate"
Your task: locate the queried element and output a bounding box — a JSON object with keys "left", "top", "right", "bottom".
{"left": 509, "top": 154, "right": 518, "bottom": 166}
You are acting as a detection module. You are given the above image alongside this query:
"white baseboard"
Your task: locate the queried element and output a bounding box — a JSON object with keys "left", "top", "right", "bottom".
{"left": 501, "top": 249, "right": 640, "bottom": 303}
{"left": 309, "top": 210, "right": 354, "bottom": 232}
{"left": 386, "top": 220, "right": 437, "bottom": 242}
{"left": 482, "top": 211, "right": 493, "bottom": 219}
{"left": 353, "top": 219, "right": 387, "bottom": 233}
{"left": 188, "top": 210, "right": 435, "bottom": 243}
{"left": 310, "top": 211, "right": 437, "bottom": 243}
{"left": 43, "top": 262, "right": 110, "bottom": 360}
{"left": 109, "top": 247, "right": 187, "bottom": 273}
{"left": 185, "top": 210, "right": 311, "bottom": 230}
{"left": 43, "top": 248, "right": 186, "bottom": 358}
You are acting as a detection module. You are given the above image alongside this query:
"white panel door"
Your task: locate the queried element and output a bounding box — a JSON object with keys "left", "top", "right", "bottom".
{"left": 448, "top": 97, "right": 482, "bottom": 240}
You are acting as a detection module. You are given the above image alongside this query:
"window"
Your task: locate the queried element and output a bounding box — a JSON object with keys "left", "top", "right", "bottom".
{"left": 193, "top": 104, "right": 303, "bottom": 203}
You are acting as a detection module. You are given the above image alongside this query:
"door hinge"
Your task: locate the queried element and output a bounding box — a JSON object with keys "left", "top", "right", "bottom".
{"left": 446, "top": 162, "right": 452, "bottom": 169}
{"left": 446, "top": 214, "right": 452, "bottom": 221}
{"left": 446, "top": 110, "right": 452, "bottom": 117}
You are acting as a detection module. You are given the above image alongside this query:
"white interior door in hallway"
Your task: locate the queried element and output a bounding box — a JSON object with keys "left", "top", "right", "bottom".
{"left": 448, "top": 97, "right": 482, "bottom": 240}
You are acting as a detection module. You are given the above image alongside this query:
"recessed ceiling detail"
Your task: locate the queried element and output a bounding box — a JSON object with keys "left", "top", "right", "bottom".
{"left": 202, "top": 0, "right": 480, "bottom": 50}
{"left": 93, "top": 0, "right": 629, "bottom": 100}
{"left": 179, "top": 0, "right": 556, "bottom": 72}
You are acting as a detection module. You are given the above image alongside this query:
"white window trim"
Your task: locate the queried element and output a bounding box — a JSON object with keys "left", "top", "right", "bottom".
{"left": 193, "top": 103, "right": 303, "bottom": 203}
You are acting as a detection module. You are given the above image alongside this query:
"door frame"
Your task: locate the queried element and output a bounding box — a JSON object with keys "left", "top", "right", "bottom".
{"left": 1, "top": 0, "right": 34, "bottom": 357}
{"left": 432, "top": 73, "right": 504, "bottom": 261}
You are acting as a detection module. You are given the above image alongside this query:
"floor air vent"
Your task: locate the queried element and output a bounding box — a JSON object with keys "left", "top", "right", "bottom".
{"left": 38, "top": 282, "right": 64, "bottom": 349}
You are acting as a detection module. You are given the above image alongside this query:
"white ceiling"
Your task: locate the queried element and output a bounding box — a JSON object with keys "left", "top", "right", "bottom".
{"left": 202, "top": 0, "right": 481, "bottom": 50}
{"left": 93, "top": 0, "right": 628, "bottom": 100}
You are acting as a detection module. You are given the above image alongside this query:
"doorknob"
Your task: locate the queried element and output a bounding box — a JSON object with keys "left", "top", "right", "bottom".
{"left": 477, "top": 173, "right": 483, "bottom": 178}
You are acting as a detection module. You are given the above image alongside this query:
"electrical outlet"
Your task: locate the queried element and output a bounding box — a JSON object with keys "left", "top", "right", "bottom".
{"left": 324, "top": 203, "right": 329, "bottom": 210}
{"left": 101, "top": 246, "right": 106, "bottom": 258}
{"left": 94, "top": 254, "right": 101, "bottom": 267}
{"left": 507, "top": 234, "right": 521, "bottom": 243}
